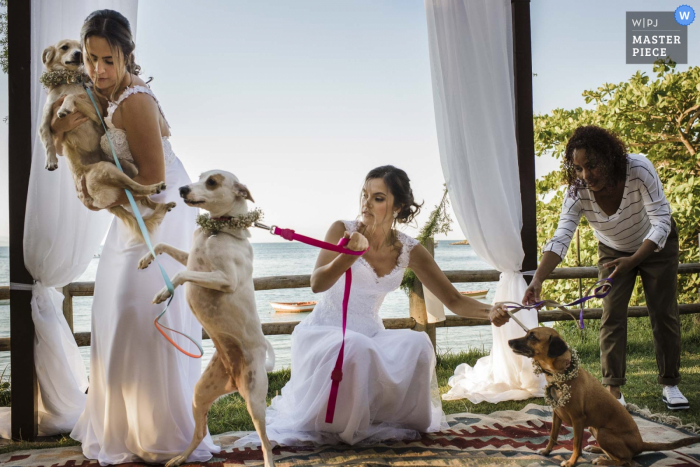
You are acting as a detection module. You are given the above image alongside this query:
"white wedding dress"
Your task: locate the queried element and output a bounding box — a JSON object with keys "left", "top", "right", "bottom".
{"left": 237, "top": 220, "right": 447, "bottom": 447}
{"left": 70, "top": 86, "right": 219, "bottom": 464}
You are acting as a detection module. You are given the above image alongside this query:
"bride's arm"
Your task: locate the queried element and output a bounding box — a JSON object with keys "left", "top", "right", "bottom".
{"left": 93, "top": 92, "right": 167, "bottom": 209}
{"left": 408, "top": 244, "right": 510, "bottom": 326}
{"left": 310, "top": 221, "right": 367, "bottom": 293}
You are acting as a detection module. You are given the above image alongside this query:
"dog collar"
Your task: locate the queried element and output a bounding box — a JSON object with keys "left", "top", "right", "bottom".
{"left": 532, "top": 348, "right": 580, "bottom": 410}
{"left": 196, "top": 208, "right": 263, "bottom": 234}
{"left": 40, "top": 70, "right": 88, "bottom": 89}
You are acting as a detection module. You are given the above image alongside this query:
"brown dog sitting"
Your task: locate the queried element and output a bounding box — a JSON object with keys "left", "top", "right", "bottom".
{"left": 508, "top": 327, "right": 699, "bottom": 467}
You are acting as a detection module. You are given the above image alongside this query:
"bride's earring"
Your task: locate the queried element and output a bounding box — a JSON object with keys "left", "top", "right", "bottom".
{"left": 393, "top": 211, "right": 398, "bottom": 219}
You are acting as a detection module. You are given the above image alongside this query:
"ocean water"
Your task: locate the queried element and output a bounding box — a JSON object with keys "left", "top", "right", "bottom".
{"left": 0, "top": 241, "right": 497, "bottom": 375}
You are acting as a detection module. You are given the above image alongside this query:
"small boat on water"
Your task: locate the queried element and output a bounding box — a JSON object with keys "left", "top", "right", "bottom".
{"left": 459, "top": 289, "right": 488, "bottom": 299}
{"left": 270, "top": 301, "right": 318, "bottom": 313}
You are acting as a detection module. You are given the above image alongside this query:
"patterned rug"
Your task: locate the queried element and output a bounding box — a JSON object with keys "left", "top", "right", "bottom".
{"left": 1, "top": 404, "right": 698, "bottom": 466}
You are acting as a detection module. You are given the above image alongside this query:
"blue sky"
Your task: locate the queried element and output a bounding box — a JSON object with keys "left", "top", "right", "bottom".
{"left": 0, "top": 0, "right": 697, "bottom": 244}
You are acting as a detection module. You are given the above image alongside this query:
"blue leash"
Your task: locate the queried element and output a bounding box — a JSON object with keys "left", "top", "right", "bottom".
{"left": 84, "top": 85, "right": 203, "bottom": 358}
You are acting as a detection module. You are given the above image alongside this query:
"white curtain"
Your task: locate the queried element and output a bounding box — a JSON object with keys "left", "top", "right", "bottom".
{"left": 425, "top": 0, "right": 544, "bottom": 403}
{"left": 0, "top": 0, "right": 138, "bottom": 438}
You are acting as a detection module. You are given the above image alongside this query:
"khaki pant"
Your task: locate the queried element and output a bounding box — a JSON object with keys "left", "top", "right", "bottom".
{"left": 597, "top": 220, "right": 681, "bottom": 386}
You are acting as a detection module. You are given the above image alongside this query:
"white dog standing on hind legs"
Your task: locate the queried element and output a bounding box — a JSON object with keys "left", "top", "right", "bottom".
{"left": 138, "top": 170, "right": 276, "bottom": 467}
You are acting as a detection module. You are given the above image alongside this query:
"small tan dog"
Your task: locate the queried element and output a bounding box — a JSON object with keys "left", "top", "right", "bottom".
{"left": 508, "top": 327, "right": 699, "bottom": 467}
{"left": 138, "top": 170, "right": 275, "bottom": 467}
{"left": 39, "top": 39, "right": 174, "bottom": 239}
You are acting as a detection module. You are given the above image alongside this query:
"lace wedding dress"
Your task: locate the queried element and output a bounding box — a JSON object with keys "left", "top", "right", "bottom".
{"left": 237, "top": 220, "right": 447, "bottom": 447}
{"left": 70, "top": 85, "right": 219, "bottom": 464}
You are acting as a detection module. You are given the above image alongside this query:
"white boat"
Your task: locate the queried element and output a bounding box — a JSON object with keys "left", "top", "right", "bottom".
{"left": 270, "top": 301, "right": 317, "bottom": 313}
{"left": 459, "top": 289, "right": 488, "bottom": 299}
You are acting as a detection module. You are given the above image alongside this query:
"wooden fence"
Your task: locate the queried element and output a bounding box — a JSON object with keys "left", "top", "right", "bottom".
{"left": 1, "top": 262, "right": 699, "bottom": 353}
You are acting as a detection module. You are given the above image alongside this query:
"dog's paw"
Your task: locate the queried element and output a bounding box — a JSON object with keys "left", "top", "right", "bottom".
{"left": 152, "top": 181, "right": 166, "bottom": 194}
{"left": 164, "top": 455, "right": 187, "bottom": 467}
{"left": 592, "top": 456, "right": 611, "bottom": 465}
{"left": 45, "top": 158, "right": 58, "bottom": 171}
{"left": 138, "top": 252, "right": 155, "bottom": 270}
{"left": 561, "top": 460, "right": 577, "bottom": 467}
{"left": 153, "top": 286, "right": 172, "bottom": 304}
{"left": 166, "top": 201, "right": 177, "bottom": 211}
{"left": 539, "top": 448, "right": 552, "bottom": 457}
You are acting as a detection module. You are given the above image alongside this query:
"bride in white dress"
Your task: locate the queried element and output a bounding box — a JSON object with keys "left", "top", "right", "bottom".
{"left": 238, "top": 166, "right": 510, "bottom": 447}
{"left": 50, "top": 10, "right": 218, "bottom": 464}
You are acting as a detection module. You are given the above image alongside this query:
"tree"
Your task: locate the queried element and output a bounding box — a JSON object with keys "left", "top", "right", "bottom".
{"left": 0, "top": 0, "right": 7, "bottom": 74}
{"left": 534, "top": 59, "right": 700, "bottom": 323}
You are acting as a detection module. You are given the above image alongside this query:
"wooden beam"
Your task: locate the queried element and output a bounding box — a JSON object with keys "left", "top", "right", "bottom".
{"left": 8, "top": 0, "right": 38, "bottom": 441}
{"left": 5, "top": 304, "right": 700, "bottom": 352}
{"left": 511, "top": 0, "right": 538, "bottom": 280}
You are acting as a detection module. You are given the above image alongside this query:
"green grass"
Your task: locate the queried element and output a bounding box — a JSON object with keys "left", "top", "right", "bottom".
{"left": 1, "top": 317, "right": 698, "bottom": 455}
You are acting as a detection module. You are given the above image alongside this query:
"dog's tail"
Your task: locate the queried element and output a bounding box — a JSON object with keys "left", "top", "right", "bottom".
{"left": 264, "top": 339, "right": 275, "bottom": 372}
{"left": 108, "top": 205, "right": 164, "bottom": 241}
{"left": 642, "top": 437, "right": 700, "bottom": 451}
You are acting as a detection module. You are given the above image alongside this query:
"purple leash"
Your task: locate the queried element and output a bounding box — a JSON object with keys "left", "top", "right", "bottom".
{"left": 501, "top": 278, "right": 613, "bottom": 332}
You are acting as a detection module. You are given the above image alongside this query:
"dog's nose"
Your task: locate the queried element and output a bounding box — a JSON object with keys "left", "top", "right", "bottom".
{"left": 73, "top": 50, "right": 82, "bottom": 61}
{"left": 179, "top": 186, "right": 191, "bottom": 198}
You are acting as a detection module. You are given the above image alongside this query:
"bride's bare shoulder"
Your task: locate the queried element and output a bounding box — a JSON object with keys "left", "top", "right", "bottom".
{"left": 130, "top": 74, "right": 150, "bottom": 87}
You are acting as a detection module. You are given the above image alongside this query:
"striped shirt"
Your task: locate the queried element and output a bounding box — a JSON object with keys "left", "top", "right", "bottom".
{"left": 543, "top": 154, "right": 672, "bottom": 258}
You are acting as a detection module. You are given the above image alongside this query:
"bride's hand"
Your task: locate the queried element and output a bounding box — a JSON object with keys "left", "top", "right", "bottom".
{"left": 489, "top": 302, "right": 510, "bottom": 327}
{"left": 50, "top": 96, "right": 89, "bottom": 136}
{"left": 344, "top": 231, "right": 369, "bottom": 252}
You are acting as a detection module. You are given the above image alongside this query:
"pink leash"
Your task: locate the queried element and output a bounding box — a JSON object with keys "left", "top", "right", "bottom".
{"left": 255, "top": 222, "right": 366, "bottom": 423}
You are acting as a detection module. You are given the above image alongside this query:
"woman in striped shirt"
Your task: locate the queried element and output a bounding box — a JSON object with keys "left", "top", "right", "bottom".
{"left": 522, "top": 125, "right": 687, "bottom": 410}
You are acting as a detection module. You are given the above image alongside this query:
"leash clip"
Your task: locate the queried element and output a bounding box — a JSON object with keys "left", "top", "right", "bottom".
{"left": 254, "top": 221, "right": 276, "bottom": 235}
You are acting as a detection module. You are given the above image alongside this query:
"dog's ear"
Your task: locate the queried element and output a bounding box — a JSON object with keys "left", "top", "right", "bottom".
{"left": 232, "top": 182, "right": 254, "bottom": 203}
{"left": 547, "top": 336, "right": 568, "bottom": 358}
{"left": 42, "top": 46, "right": 56, "bottom": 65}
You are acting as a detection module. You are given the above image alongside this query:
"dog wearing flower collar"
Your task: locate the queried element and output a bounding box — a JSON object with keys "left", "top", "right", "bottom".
{"left": 509, "top": 327, "right": 699, "bottom": 467}
{"left": 138, "top": 170, "right": 276, "bottom": 467}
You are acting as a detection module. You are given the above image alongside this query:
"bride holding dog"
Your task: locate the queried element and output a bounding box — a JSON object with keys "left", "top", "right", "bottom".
{"left": 46, "top": 10, "right": 218, "bottom": 464}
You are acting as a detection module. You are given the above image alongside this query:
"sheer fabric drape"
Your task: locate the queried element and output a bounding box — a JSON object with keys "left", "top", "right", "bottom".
{"left": 424, "top": 0, "right": 544, "bottom": 403}
{"left": 0, "top": 0, "right": 138, "bottom": 438}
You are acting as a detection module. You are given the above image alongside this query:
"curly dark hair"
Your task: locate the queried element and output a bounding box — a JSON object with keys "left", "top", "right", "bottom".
{"left": 363, "top": 165, "right": 423, "bottom": 225}
{"left": 563, "top": 125, "right": 628, "bottom": 198}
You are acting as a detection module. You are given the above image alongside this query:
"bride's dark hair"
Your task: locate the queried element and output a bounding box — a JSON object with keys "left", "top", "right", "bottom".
{"left": 358, "top": 165, "right": 423, "bottom": 250}
{"left": 364, "top": 165, "right": 423, "bottom": 224}
{"left": 81, "top": 9, "right": 144, "bottom": 101}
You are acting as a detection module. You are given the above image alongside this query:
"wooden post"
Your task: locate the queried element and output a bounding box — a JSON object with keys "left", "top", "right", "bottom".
{"left": 8, "top": 0, "right": 39, "bottom": 440}
{"left": 409, "top": 237, "right": 437, "bottom": 351}
{"left": 511, "top": 0, "right": 538, "bottom": 282}
{"left": 61, "top": 286, "right": 74, "bottom": 333}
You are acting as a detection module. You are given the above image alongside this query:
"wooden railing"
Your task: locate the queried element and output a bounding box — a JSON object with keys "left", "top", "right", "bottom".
{"left": 1, "top": 262, "right": 699, "bottom": 353}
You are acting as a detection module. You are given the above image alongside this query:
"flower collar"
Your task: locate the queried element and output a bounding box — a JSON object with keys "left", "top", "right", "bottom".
{"left": 532, "top": 348, "right": 581, "bottom": 410}
{"left": 40, "top": 70, "right": 88, "bottom": 89}
{"left": 196, "top": 208, "right": 263, "bottom": 235}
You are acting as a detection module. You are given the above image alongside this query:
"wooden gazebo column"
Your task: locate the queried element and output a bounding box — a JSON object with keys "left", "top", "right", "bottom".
{"left": 511, "top": 0, "right": 538, "bottom": 279}
{"left": 8, "top": 0, "right": 38, "bottom": 440}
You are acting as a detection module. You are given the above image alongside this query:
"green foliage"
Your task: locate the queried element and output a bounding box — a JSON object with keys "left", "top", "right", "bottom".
{"left": 0, "top": 0, "right": 7, "bottom": 74}
{"left": 400, "top": 185, "right": 452, "bottom": 294}
{"left": 0, "top": 366, "right": 9, "bottom": 407}
{"left": 535, "top": 59, "right": 700, "bottom": 310}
